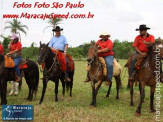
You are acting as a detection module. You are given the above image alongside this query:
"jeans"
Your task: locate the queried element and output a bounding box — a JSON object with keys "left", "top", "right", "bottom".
{"left": 104, "top": 55, "right": 114, "bottom": 81}
{"left": 129, "top": 52, "right": 138, "bottom": 77}
{"left": 13, "top": 56, "right": 21, "bottom": 77}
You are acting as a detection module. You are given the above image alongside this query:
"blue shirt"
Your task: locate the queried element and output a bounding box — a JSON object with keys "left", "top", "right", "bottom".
{"left": 48, "top": 35, "right": 68, "bottom": 51}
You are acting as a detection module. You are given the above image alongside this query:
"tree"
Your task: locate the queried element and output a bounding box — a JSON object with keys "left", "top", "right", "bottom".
{"left": 0, "top": 35, "right": 11, "bottom": 53}
{"left": 4, "top": 19, "right": 28, "bottom": 42}
{"left": 43, "top": 17, "right": 63, "bottom": 36}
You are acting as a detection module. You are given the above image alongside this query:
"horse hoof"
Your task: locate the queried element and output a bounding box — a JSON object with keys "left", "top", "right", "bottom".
{"left": 14, "top": 94, "right": 17, "bottom": 96}
{"left": 130, "top": 103, "right": 134, "bottom": 106}
{"left": 90, "top": 103, "right": 96, "bottom": 107}
{"left": 106, "top": 95, "right": 109, "bottom": 98}
{"left": 151, "top": 109, "right": 156, "bottom": 113}
{"left": 135, "top": 112, "right": 141, "bottom": 117}
{"left": 39, "top": 101, "right": 42, "bottom": 104}
{"left": 116, "top": 97, "right": 119, "bottom": 100}
{"left": 55, "top": 99, "right": 58, "bottom": 102}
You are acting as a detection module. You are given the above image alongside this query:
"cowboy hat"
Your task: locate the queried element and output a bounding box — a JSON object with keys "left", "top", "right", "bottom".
{"left": 99, "top": 32, "right": 111, "bottom": 38}
{"left": 10, "top": 33, "right": 19, "bottom": 40}
{"left": 52, "top": 26, "right": 63, "bottom": 31}
{"left": 136, "top": 24, "right": 150, "bottom": 31}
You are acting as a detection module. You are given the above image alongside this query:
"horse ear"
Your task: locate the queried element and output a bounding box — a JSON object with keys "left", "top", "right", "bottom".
{"left": 46, "top": 42, "right": 49, "bottom": 46}
{"left": 90, "top": 41, "right": 93, "bottom": 46}
{"left": 158, "top": 37, "right": 162, "bottom": 42}
{"left": 40, "top": 41, "right": 42, "bottom": 45}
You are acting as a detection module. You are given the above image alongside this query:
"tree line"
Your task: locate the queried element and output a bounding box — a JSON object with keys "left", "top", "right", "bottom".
{"left": 0, "top": 36, "right": 135, "bottom": 60}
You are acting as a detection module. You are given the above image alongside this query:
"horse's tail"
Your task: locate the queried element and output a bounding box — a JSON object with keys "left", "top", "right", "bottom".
{"left": 34, "top": 63, "right": 39, "bottom": 97}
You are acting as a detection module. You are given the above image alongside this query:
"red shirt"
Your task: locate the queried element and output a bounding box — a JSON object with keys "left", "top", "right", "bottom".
{"left": 9, "top": 41, "right": 22, "bottom": 53}
{"left": 133, "top": 34, "right": 155, "bottom": 52}
{"left": 0, "top": 44, "right": 4, "bottom": 54}
{"left": 96, "top": 39, "right": 114, "bottom": 57}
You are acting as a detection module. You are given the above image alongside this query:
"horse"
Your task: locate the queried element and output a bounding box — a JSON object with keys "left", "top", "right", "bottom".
{"left": 125, "top": 40, "right": 163, "bottom": 116}
{"left": 37, "top": 42, "right": 74, "bottom": 104}
{"left": 87, "top": 45, "right": 122, "bottom": 107}
{"left": 0, "top": 54, "right": 39, "bottom": 105}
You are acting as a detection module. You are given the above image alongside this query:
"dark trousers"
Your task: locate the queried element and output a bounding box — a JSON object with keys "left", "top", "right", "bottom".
{"left": 129, "top": 52, "right": 138, "bottom": 77}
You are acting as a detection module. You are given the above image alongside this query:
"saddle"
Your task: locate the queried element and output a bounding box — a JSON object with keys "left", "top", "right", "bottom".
{"left": 4, "top": 55, "right": 28, "bottom": 69}
{"left": 86, "top": 57, "right": 121, "bottom": 77}
{"left": 125, "top": 54, "right": 145, "bottom": 70}
{"left": 42, "top": 49, "right": 74, "bottom": 72}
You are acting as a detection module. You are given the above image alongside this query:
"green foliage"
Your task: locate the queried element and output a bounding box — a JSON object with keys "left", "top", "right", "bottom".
{"left": 113, "top": 39, "right": 134, "bottom": 59}
{"left": 1, "top": 36, "right": 12, "bottom": 53}
{"left": 21, "top": 42, "right": 38, "bottom": 61}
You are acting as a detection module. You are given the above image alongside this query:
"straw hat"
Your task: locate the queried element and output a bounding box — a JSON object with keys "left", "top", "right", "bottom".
{"left": 99, "top": 32, "right": 111, "bottom": 38}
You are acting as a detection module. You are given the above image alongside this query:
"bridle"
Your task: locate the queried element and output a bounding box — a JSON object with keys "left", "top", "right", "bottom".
{"left": 87, "top": 48, "right": 103, "bottom": 81}
{"left": 38, "top": 47, "right": 62, "bottom": 82}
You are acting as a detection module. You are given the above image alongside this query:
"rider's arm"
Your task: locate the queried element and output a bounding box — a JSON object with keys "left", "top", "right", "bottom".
{"left": 9, "top": 49, "right": 19, "bottom": 54}
{"left": 98, "top": 48, "right": 110, "bottom": 53}
{"left": 64, "top": 44, "right": 68, "bottom": 52}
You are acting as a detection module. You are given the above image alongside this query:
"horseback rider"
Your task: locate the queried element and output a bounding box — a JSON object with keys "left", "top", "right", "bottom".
{"left": 0, "top": 41, "right": 4, "bottom": 54}
{"left": 129, "top": 24, "right": 155, "bottom": 81}
{"left": 48, "top": 26, "right": 71, "bottom": 82}
{"left": 85, "top": 32, "right": 114, "bottom": 86}
{"left": 6, "top": 33, "right": 22, "bottom": 82}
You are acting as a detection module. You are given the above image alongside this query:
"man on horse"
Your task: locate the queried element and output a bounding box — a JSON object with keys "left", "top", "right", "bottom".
{"left": 48, "top": 26, "right": 71, "bottom": 82}
{"left": 7, "top": 33, "right": 22, "bottom": 82}
{"left": 85, "top": 32, "right": 114, "bottom": 86}
{"left": 0, "top": 41, "right": 4, "bottom": 55}
{"left": 129, "top": 24, "right": 155, "bottom": 81}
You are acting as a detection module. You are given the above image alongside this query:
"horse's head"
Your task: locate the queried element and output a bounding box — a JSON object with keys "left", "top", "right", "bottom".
{"left": 37, "top": 41, "right": 49, "bottom": 64}
{"left": 150, "top": 38, "right": 163, "bottom": 59}
{"left": 87, "top": 45, "right": 98, "bottom": 63}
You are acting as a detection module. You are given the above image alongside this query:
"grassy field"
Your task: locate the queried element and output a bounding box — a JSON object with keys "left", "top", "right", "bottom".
{"left": 0, "top": 60, "right": 163, "bottom": 122}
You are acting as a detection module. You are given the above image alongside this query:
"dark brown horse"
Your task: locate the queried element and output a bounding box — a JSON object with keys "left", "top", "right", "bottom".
{"left": 38, "top": 42, "right": 74, "bottom": 104}
{"left": 87, "top": 45, "right": 122, "bottom": 107}
{"left": 126, "top": 40, "right": 163, "bottom": 116}
{"left": 0, "top": 54, "right": 39, "bottom": 105}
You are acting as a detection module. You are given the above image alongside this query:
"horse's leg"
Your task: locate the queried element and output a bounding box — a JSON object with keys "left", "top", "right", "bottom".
{"left": 92, "top": 80, "right": 102, "bottom": 106}
{"left": 39, "top": 78, "right": 47, "bottom": 104}
{"left": 106, "top": 82, "right": 112, "bottom": 98}
{"left": 0, "top": 80, "right": 3, "bottom": 105}
{"left": 54, "top": 80, "right": 59, "bottom": 102}
{"left": 150, "top": 86, "right": 156, "bottom": 113}
{"left": 9, "top": 81, "right": 14, "bottom": 96}
{"left": 136, "top": 83, "right": 145, "bottom": 116}
{"left": 139, "top": 83, "right": 144, "bottom": 103}
{"left": 115, "top": 76, "right": 120, "bottom": 99}
{"left": 14, "top": 82, "right": 19, "bottom": 96}
{"left": 60, "top": 76, "right": 65, "bottom": 97}
{"left": 90, "top": 81, "right": 96, "bottom": 106}
{"left": 1, "top": 79, "right": 7, "bottom": 105}
{"left": 130, "top": 81, "right": 134, "bottom": 106}
{"left": 69, "top": 74, "right": 73, "bottom": 98}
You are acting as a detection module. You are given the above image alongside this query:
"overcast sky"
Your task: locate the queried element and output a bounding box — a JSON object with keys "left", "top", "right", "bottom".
{"left": 0, "top": 0, "right": 163, "bottom": 47}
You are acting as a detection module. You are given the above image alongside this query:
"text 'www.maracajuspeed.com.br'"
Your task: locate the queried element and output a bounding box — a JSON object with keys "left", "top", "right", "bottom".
{"left": 3, "top": 12, "right": 94, "bottom": 20}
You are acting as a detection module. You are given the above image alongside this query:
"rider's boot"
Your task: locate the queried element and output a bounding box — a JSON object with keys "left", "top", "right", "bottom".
{"left": 105, "top": 77, "right": 111, "bottom": 86}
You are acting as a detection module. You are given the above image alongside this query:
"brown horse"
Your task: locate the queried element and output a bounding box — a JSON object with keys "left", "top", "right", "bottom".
{"left": 87, "top": 45, "right": 122, "bottom": 107}
{"left": 125, "top": 40, "right": 163, "bottom": 116}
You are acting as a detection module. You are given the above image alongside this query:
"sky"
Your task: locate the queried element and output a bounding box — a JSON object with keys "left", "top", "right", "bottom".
{"left": 0, "top": 0, "right": 163, "bottom": 47}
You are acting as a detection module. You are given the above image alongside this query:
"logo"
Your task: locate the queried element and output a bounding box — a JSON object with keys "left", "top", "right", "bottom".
{"left": 2, "top": 105, "right": 33, "bottom": 121}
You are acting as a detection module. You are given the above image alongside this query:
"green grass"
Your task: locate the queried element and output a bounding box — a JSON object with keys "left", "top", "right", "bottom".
{"left": 0, "top": 60, "right": 163, "bottom": 122}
